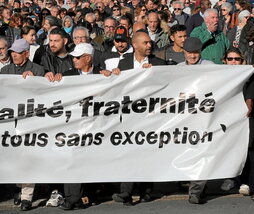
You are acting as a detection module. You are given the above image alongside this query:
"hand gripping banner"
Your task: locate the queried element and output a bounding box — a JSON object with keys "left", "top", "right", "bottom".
{"left": 0, "top": 65, "right": 253, "bottom": 183}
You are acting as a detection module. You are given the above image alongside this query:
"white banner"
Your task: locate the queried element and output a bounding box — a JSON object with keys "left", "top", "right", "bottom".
{"left": 0, "top": 65, "right": 253, "bottom": 183}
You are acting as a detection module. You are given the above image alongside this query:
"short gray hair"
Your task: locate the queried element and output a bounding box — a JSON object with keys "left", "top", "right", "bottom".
{"left": 85, "top": 13, "right": 96, "bottom": 21}
{"left": 172, "top": 1, "right": 184, "bottom": 9}
{"left": 203, "top": 8, "right": 218, "bottom": 19}
{"left": 45, "top": 15, "right": 59, "bottom": 27}
{"left": 73, "top": 26, "right": 90, "bottom": 40}
{"left": 221, "top": 2, "right": 233, "bottom": 13}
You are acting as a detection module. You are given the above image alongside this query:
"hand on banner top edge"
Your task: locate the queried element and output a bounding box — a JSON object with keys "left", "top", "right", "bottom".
{"left": 54, "top": 73, "right": 62, "bottom": 82}
{"left": 100, "top": 69, "right": 112, "bottom": 77}
{"left": 142, "top": 63, "right": 152, "bottom": 69}
{"left": 246, "top": 99, "right": 253, "bottom": 117}
{"left": 45, "top": 72, "right": 55, "bottom": 82}
{"left": 112, "top": 68, "right": 121, "bottom": 75}
{"left": 22, "top": 71, "right": 34, "bottom": 79}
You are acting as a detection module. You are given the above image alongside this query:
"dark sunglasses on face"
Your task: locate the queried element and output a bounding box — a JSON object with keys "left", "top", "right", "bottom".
{"left": 174, "top": 8, "right": 182, "bottom": 11}
{"left": 226, "top": 57, "right": 242, "bottom": 61}
{"left": 113, "top": 8, "right": 119, "bottom": 11}
{"left": 221, "top": 9, "right": 227, "bottom": 11}
{"left": 74, "top": 54, "right": 86, "bottom": 59}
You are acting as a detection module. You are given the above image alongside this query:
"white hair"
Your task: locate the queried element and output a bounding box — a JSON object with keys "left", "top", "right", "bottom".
{"left": 221, "top": 2, "right": 233, "bottom": 12}
{"left": 203, "top": 8, "right": 218, "bottom": 19}
{"left": 73, "top": 26, "right": 90, "bottom": 40}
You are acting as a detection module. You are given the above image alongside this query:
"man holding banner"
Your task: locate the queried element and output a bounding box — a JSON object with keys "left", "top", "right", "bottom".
{"left": 178, "top": 37, "right": 214, "bottom": 204}
{"left": 0, "top": 39, "right": 44, "bottom": 211}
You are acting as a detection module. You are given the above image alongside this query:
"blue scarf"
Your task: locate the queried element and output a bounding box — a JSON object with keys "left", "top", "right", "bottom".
{"left": 64, "top": 26, "right": 73, "bottom": 34}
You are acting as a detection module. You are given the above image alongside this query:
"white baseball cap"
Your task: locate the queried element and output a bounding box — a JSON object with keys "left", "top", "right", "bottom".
{"left": 69, "top": 43, "right": 94, "bottom": 57}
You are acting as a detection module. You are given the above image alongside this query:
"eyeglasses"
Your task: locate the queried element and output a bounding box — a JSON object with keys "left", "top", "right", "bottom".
{"left": 104, "top": 25, "right": 115, "bottom": 29}
{"left": 185, "top": 2, "right": 190, "bottom": 4}
{"left": 73, "top": 36, "right": 86, "bottom": 40}
{"left": 141, "top": 9, "right": 147, "bottom": 11}
{"left": 113, "top": 8, "right": 119, "bottom": 11}
{"left": 174, "top": 8, "right": 182, "bottom": 11}
{"left": 221, "top": 9, "right": 227, "bottom": 11}
{"left": 42, "top": 13, "right": 49, "bottom": 15}
{"left": 226, "top": 57, "right": 242, "bottom": 61}
{"left": 97, "top": 6, "right": 102, "bottom": 8}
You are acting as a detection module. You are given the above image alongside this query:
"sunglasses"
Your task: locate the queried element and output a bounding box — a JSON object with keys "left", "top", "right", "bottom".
{"left": 113, "top": 8, "right": 119, "bottom": 11}
{"left": 97, "top": 6, "right": 102, "bottom": 8}
{"left": 142, "top": 8, "right": 147, "bottom": 11}
{"left": 74, "top": 54, "right": 86, "bottom": 59}
{"left": 221, "top": 9, "right": 227, "bottom": 11}
{"left": 174, "top": 8, "right": 182, "bottom": 11}
{"left": 226, "top": 57, "right": 242, "bottom": 61}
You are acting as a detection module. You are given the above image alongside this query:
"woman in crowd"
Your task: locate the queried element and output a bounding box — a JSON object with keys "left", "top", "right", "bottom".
{"left": 230, "top": 0, "right": 251, "bottom": 29}
{"left": 219, "top": 2, "right": 232, "bottom": 35}
{"left": 134, "top": 3, "right": 147, "bottom": 23}
{"left": 5, "top": 13, "right": 22, "bottom": 46}
{"left": 220, "top": 48, "right": 246, "bottom": 192}
{"left": 59, "top": 8, "right": 68, "bottom": 19}
{"left": 21, "top": 26, "right": 40, "bottom": 61}
{"left": 227, "top": 10, "right": 250, "bottom": 50}
{"left": 62, "top": 15, "right": 74, "bottom": 35}
{"left": 93, "top": 9, "right": 103, "bottom": 27}
{"left": 223, "top": 47, "right": 246, "bottom": 65}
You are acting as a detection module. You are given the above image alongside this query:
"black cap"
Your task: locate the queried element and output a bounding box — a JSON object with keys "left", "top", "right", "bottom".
{"left": 183, "top": 37, "right": 203, "bottom": 52}
{"left": 114, "top": 26, "right": 129, "bottom": 42}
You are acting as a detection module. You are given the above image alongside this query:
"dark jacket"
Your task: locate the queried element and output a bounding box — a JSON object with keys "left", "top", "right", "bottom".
{"left": 118, "top": 53, "right": 166, "bottom": 71}
{"left": 1, "top": 59, "right": 44, "bottom": 76}
{"left": 40, "top": 46, "right": 74, "bottom": 74}
{"left": 186, "top": 12, "right": 204, "bottom": 36}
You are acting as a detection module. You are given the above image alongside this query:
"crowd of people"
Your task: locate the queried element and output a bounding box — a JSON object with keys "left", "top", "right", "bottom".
{"left": 0, "top": 0, "right": 254, "bottom": 211}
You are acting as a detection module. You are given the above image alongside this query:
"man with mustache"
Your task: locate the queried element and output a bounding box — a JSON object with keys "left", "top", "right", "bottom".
{"left": 190, "top": 8, "right": 230, "bottom": 64}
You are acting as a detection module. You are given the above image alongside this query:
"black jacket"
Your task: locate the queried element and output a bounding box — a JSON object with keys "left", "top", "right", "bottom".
{"left": 118, "top": 53, "right": 166, "bottom": 71}
{"left": 40, "top": 46, "right": 74, "bottom": 74}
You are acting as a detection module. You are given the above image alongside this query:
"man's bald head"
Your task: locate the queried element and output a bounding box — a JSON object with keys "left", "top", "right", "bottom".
{"left": 147, "top": 12, "right": 159, "bottom": 32}
{"left": 133, "top": 22, "right": 146, "bottom": 34}
{"left": 132, "top": 32, "right": 152, "bottom": 57}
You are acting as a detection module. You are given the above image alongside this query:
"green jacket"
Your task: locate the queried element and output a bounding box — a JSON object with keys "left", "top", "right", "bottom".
{"left": 190, "top": 22, "right": 230, "bottom": 64}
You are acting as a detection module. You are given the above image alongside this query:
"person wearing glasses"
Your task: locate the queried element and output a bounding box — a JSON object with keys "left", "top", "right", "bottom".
{"left": 112, "top": 4, "right": 121, "bottom": 21}
{"left": 55, "top": 43, "right": 97, "bottom": 210}
{"left": 96, "top": 2, "right": 110, "bottom": 21}
{"left": 171, "top": 1, "right": 189, "bottom": 26}
{"left": 218, "top": 2, "right": 233, "bottom": 35}
{"left": 92, "top": 17, "right": 116, "bottom": 52}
